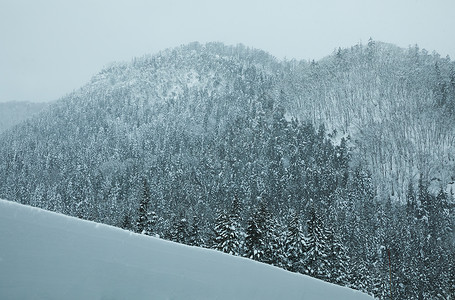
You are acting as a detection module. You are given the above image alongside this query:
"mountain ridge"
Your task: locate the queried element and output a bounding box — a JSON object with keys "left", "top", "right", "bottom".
{"left": 9, "top": 40, "right": 453, "bottom": 198}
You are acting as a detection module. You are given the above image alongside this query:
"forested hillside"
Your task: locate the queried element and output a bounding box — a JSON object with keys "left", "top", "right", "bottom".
{"left": 282, "top": 40, "right": 455, "bottom": 199}
{"left": 0, "top": 41, "right": 454, "bottom": 299}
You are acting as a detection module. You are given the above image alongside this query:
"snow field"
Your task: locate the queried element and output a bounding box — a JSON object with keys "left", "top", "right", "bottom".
{"left": 0, "top": 199, "right": 373, "bottom": 300}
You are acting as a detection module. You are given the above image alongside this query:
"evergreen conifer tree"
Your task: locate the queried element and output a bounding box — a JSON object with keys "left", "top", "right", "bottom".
{"left": 214, "top": 209, "right": 240, "bottom": 255}
{"left": 188, "top": 214, "right": 203, "bottom": 247}
{"left": 170, "top": 212, "right": 189, "bottom": 244}
{"left": 283, "top": 210, "right": 306, "bottom": 273}
{"left": 303, "top": 208, "right": 330, "bottom": 280}
{"left": 136, "top": 178, "right": 151, "bottom": 234}
{"left": 325, "top": 226, "right": 350, "bottom": 285}
{"left": 245, "top": 198, "right": 273, "bottom": 262}
{"left": 258, "top": 200, "right": 282, "bottom": 266}
{"left": 245, "top": 214, "right": 263, "bottom": 260}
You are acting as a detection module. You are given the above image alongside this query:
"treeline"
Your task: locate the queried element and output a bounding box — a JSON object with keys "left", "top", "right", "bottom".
{"left": 136, "top": 184, "right": 353, "bottom": 287}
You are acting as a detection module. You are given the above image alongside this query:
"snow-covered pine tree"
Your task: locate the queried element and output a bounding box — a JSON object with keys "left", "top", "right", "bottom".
{"left": 349, "top": 258, "right": 372, "bottom": 294}
{"left": 213, "top": 209, "right": 240, "bottom": 256}
{"left": 245, "top": 214, "right": 263, "bottom": 260}
{"left": 136, "top": 178, "right": 151, "bottom": 234}
{"left": 266, "top": 216, "right": 285, "bottom": 268}
{"left": 325, "top": 225, "right": 350, "bottom": 285}
{"left": 303, "top": 208, "right": 330, "bottom": 280}
{"left": 448, "top": 251, "right": 455, "bottom": 299}
{"left": 283, "top": 210, "right": 306, "bottom": 273}
{"left": 188, "top": 214, "right": 203, "bottom": 247}
{"left": 229, "top": 195, "right": 245, "bottom": 254}
{"left": 426, "top": 187, "right": 453, "bottom": 297}
{"left": 170, "top": 212, "right": 189, "bottom": 244}
{"left": 256, "top": 199, "right": 283, "bottom": 267}
{"left": 120, "top": 213, "right": 133, "bottom": 231}
{"left": 144, "top": 210, "right": 158, "bottom": 236}
{"left": 245, "top": 198, "right": 272, "bottom": 262}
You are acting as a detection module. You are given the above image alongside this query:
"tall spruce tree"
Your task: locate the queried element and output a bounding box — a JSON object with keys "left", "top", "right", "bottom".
{"left": 170, "top": 212, "right": 189, "bottom": 244}
{"left": 188, "top": 214, "right": 203, "bottom": 247}
{"left": 245, "top": 198, "right": 277, "bottom": 263}
{"left": 303, "top": 208, "right": 330, "bottom": 280}
{"left": 245, "top": 214, "right": 263, "bottom": 261}
{"left": 136, "top": 178, "right": 152, "bottom": 234}
{"left": 283, "top": 210, "right": 306, "bottom": 273}
{"left": 213, "top": 208, "right": 241, "bottom": 256}
{"left": 325, "top": 225, "right": 351, "bottom": 285}
{"left": 258, "top": 200, "right": 283, "bottom": 266}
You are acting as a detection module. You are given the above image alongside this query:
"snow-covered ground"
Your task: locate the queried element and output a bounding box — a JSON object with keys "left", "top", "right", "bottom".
{"left": 0, "top": 199, "right": 373, "bottom": 300}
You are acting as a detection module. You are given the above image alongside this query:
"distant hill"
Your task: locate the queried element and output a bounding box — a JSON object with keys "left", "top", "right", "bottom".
{"left": 0, "top": 42, "right": 453, "bottom": 204}
{"left": 0, "top": 101, "right": 49, "bottom": 133}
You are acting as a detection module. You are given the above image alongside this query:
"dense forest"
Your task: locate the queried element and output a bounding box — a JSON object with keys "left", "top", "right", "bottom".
{"left": 0, "top": 41, "right": 454, "bottom": 299}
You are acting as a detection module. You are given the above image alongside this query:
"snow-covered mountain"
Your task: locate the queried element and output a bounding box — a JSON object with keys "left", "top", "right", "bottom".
{"left": 0, "top": 42, "right": 454, "bottom": 299}
{"left": 1, "top": 42, "right": 453, "bottom": 203}
{"left": 0, "top": 199, "right": 372, "bottom": 300}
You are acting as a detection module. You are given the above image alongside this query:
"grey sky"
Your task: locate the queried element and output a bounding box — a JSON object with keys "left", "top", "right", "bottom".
{"left": 1, "top": 0, "right": 454, "bottom": 103}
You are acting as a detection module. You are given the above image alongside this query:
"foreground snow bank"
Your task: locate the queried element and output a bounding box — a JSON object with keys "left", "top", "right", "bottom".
{"left": 0, "top": 199, "right": 372, "bottom": 300}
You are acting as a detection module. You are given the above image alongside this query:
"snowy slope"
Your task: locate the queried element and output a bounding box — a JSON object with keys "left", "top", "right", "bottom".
{"left": 0, "top": 199, "right": 373, "bottom": 300}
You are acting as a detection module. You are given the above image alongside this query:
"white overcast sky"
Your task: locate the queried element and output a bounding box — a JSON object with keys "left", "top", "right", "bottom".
{"left": 1, "top": 0, "right": 454, "bottom": 103}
